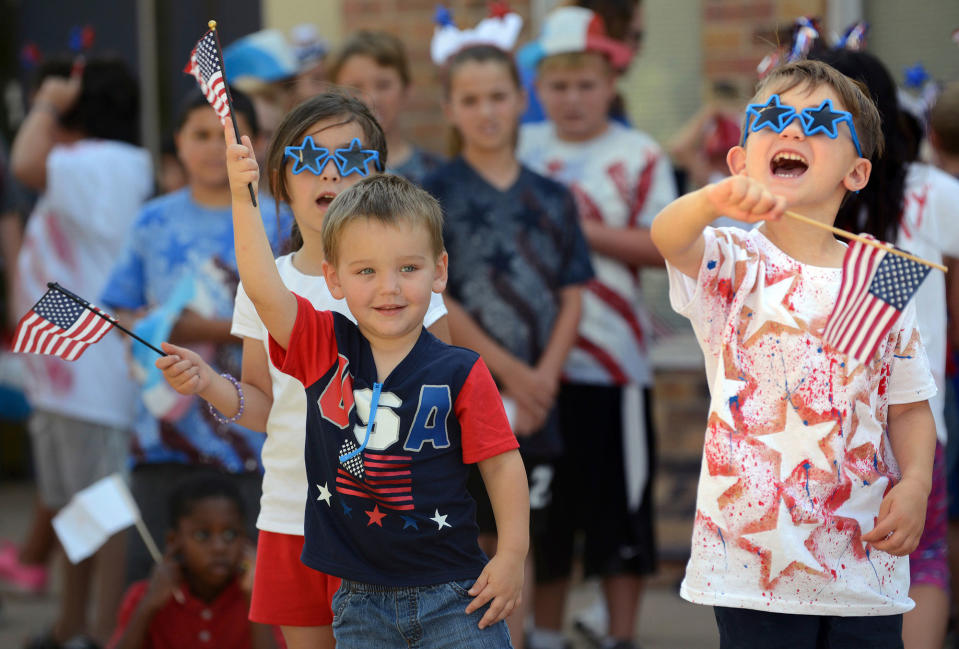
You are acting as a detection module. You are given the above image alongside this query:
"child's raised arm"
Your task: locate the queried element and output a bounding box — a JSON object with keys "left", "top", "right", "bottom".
{"left": 225, "top": 124, "right": 297, "bottom": 348}
{"left": 650, "top": 176, "right": 786, "bottom": 279}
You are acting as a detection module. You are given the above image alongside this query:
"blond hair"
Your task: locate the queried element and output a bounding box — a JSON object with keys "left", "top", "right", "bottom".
{"left": 322, "top": 174, "right": 445, "bottom": 266}
{"left": 538, "top": 51, "right": 615, "bottom": 77}
{"left": 751, "top": 59, "right": 883, "bottom": 159}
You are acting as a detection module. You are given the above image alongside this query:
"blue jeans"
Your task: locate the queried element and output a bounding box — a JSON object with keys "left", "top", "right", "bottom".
{"left": 332, "top": 579, "right": 513, "bottom": 648}
{"left": 714, "top": 606, "right": 903, "bottom": 649}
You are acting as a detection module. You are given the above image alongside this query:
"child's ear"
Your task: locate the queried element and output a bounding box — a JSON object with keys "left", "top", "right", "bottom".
{"left": 726, "top": 146, "right": 747, "bottom": 175}
{"left": 843, "top": 157, "right": 872, "bottom": 193}
{"left": 432, "top": 251, "right": 449, "bottom": 294}
{"left": 322, "top": 260, "right": 345, "bottom": 300}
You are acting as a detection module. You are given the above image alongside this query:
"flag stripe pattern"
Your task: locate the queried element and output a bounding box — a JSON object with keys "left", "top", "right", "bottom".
{"left": 13, "top": 289, "right": 114, "bottom": 361}
{"left": 823, "top": 236, "right": 929, "bottom": 363}
{"left": 185, "top": 30, "right": 230, "bottom": 125}
{"left": 336, "top": 442, "right": 414, "bottom": 511}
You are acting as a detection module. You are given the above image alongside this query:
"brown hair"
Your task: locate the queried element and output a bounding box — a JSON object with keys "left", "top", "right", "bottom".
{"left": 441, "top": 44, "right": 522, "bottom": 156}
{"left": 327, "top": 30, "right": 411, "bottom": 88}
{"left": 322, "top": 174, "right": 445, "bottom": 267}
{"left": 931, "top": 82, "right": 959, "bottom": 156}
{"left": 266, "top": 91, "right": 387, "bottom": 251}
{"left": 750, "top": 59, "right": 883, "bottom": 159}
{"left": 537, "top": 50, "right": 615, "bottom": 77}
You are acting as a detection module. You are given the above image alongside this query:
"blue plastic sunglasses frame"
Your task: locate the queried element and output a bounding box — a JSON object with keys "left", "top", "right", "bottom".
{"left": 741, "top": 94, "right": 864, "bottom": 158}
{"left": 284, "top": 136, "right": 382, "bottom": 177}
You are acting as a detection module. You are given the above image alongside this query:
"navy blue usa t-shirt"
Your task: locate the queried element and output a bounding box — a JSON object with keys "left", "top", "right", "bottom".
{"left": 423, "top": 158, "right": 594, "bottom": 456}
{"left": 269, "top": 294, "right": 518, "bottom": 586}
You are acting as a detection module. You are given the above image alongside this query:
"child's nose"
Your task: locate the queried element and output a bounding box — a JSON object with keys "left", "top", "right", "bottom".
{"left": 319, "top": 157, "right": 340, "bottom": 182}
{"left": 779, "top": 117, "right": 805, "bottom": 140}
{"left": 379, "top": 271, "right": 401, "bottom": 293}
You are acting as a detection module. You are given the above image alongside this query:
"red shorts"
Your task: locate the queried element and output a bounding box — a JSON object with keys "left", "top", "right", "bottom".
{"left": 249, "top": 530, "right": 341, "bottom": 626}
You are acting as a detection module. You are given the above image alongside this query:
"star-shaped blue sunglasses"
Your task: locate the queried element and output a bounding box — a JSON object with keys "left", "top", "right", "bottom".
{"left": 284, "top": 136, "right": 382, "bottom": 177}
{"left": 741, "top": 94, "right": 863, "bottom": 158}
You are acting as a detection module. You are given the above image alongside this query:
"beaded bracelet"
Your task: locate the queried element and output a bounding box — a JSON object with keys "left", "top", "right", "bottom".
{"left": 208, "top": 373, "right": 245, "bottom": 424}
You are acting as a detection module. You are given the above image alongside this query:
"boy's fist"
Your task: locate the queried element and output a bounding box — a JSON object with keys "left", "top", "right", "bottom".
{"left": 705, "top": 176, "right": 786, "bottom": 224}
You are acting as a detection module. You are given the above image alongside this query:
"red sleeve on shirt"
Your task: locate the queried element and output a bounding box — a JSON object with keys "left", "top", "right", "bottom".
{"left": 268, "top": 292, "right": 339, "bottom": 387}
{"left": 455, "top": 358, "right": 520, "bottom": 464}
{"left": 107, "top": 580, "right": 149, "bottom": 649}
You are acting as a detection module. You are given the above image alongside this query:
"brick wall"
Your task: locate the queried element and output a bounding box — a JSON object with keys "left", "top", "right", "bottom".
{"left": 342, "top": 0, "right": 533, "bottom": 155}
{"left": 701, "top": 0, "right": 826, "bottom": 97}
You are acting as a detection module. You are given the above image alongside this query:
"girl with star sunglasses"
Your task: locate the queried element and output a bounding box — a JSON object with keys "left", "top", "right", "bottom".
{"left": 154, "top": 92, "right": 450, "bottom": 649}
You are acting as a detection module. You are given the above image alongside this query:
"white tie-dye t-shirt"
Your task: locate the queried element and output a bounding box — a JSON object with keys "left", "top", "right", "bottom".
{"left": 667, "top": 226, "right": 936, "bottom": 616}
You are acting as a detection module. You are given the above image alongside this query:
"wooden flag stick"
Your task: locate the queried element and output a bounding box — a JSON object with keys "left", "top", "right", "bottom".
{"left": 784, "top": 210, "right": 947, "bottom": 273}
{"left": 208, "top": 20, "right": 258, "bottom": 208}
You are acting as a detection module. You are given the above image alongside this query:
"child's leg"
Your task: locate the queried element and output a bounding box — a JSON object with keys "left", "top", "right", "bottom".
{"left": 577, "top": 384, "right": 657, "bottom": 645}
{"left": 714, "top": 607, "right": 819, "bottom": 649}
{"left": 253, "top": 531, "right": 337, "bottom": 649}
{"left": 902, "top": 441, "right": 949, "bottom": 649}
{"left": 821, "top": 614, "right": 903, "bottom": 649}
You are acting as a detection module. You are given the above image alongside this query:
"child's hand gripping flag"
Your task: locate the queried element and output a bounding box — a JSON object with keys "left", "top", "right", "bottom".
{"left": 823, "top": 235, "right": 931, "bottom": 364}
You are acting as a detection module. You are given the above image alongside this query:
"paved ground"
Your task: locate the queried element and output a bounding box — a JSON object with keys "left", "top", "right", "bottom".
{"left": 0, "top": 479, "right": 718, "bottom": 649}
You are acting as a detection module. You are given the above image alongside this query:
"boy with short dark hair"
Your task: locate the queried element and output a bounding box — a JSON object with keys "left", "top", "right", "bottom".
{"left": 226, "top": 127, "right": 529, "bottom": 648}
{"left": 516, "top": 7, "right": 675, "bottom": 648}
{"left": 651, "top": 59, "right": 937, "bottom": 648}
{"left": 108, "top": 473, "right": 276, "bottom": 649}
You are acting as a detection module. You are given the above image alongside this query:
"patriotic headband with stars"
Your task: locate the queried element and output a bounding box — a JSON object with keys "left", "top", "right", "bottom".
{"left": 741, "top": 94, "right": 864, "bottom": 157}
{"left": 284, "top": 136, "right": 382, "bottom": 177}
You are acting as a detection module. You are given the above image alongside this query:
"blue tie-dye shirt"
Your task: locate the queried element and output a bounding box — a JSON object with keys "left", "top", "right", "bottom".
{"left": 101, "top": 188, "right": 292, "bottom": 473}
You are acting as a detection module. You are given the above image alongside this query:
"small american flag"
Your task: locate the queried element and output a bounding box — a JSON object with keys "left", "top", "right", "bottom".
{"left": 823, "top": 236, "right": 930, "bottom": 363}
{"left": 12, "top": 288, "right": 115, "bottom": 361}
{"left": 184, "top": 29, "right": 230, "bottom": 125}
{"left": 336, "top": 439, "right": 414, "bottom": 511}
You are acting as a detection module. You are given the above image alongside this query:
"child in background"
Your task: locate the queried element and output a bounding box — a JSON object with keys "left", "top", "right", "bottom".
{"left": 108, "top": 473, "right": 276, "bottom": 649}
{"left": 423, "top": 43, "right": 594, "bottom": 649}
{"left": 100, "top": 87, "right": 291, "bottom": 585}
{"left": 157, "top": 92, "right": 449, "bottom": 649}
{"left": 651, "top": 59, "right": 936, "bottom": 648}
{"left": 930, "top": 82, "right": 959, "bottom": 179}
{"left": 328, "top": 30, "right": 444, "bottom": 185}
{"left": 516, "top": 7, "right": 676, "bottom": 649}
{"left": 225, "top": 121, "right": 528, "bottom": 645}
{"left": 10, "top": 57, "right": 153, "bottom": 648}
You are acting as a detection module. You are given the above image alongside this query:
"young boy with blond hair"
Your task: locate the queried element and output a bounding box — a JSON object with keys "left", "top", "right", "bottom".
{"left": 651, "top": 59, "right": 937, "bottom": 648}
{"left": 224, "top": 124, "right": 529, "bottom": 648}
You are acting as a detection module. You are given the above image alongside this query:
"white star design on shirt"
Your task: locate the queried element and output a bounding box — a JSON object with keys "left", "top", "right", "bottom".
{"left": 696, "top": 471, "right": 740, "bottom": 529}
{"left": 431, "top": 509, "right": 451, "bottom": 530}
{"left": 759, "top": 405, "right": 835, "bottom": 480}
{"left": 832, "top": 475, "right": 888, "bottom": 541}
{"left": 742, "top": 276, "right": 800, "bottom": 342}
{"left": 709, "top": 363, "right": 748, "bottom": 429}
{"left": 847, "top": 398, "right": 883, "bottom": 451}
{"left": 743, "top": 498, "right": 823, "bottom": 580}
{"left": 316, "top": 482, "right": 332, "bottom": 506}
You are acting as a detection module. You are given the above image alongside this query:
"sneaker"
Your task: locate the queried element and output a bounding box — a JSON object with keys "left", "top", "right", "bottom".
{"left": 0, "top": 540, "right": 48, "bottom": 595}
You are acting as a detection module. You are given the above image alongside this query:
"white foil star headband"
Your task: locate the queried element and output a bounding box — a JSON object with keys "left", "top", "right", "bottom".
{"left": 430, "top": 4, "right": 524, "bottom": 66}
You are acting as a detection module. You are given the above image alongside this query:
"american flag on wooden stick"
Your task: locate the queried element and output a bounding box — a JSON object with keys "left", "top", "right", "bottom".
{"left": 12, "top": 288, "right": 115, "bottom": 361}
{"left": 823, "top": 235, "right": 930, "bottom": 363}
{"left": 184, "top": 29, "right": 230, "bottom": 125}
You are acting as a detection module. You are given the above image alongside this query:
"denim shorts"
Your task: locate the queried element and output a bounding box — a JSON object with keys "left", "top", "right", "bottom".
{"left": 713, "top": 606, "right": 903, "bottom": 649}
{"left": 331, "top": 578, "right": 512, "bottom": 648}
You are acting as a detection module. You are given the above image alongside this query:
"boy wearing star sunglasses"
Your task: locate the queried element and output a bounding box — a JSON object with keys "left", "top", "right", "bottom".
{"left": 651, "top": 60, "right": 937, "bottom": 648}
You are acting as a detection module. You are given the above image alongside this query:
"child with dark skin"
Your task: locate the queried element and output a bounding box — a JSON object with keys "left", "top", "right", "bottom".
{"left": 109, "top": 476, "right": 275, "bottom": 649}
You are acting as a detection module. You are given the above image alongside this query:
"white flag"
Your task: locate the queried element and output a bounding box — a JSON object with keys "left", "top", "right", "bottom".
{"left": 52, "top": 473, "right": 141, "bottom": 564}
